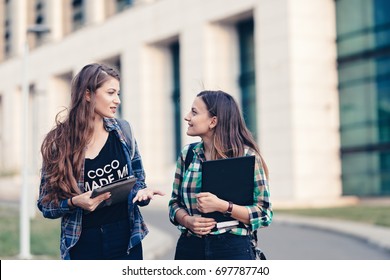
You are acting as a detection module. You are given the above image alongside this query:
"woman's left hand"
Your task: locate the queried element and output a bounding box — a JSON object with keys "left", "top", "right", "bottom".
{"left": 196, "top": 192, "right": 227, "bottom": 214}
{"left": 133, "top": 188, "right": 165, "bottom": 203}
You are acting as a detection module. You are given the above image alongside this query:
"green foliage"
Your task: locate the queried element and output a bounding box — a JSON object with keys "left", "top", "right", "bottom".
{"left": 30, "top": 215, "right": 61, "bottom": 258}
{"left": 0, "top": 206, "right": 60, "bottom": 259}
{"left": 0, "top": 210, "right": 19, "bottom": 257}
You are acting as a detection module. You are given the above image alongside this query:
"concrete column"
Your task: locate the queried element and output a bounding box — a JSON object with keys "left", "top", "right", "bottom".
{"left": 141, "top": 44, "right": 177, "bottom": 187}
{"left": 121, "top": 49, "right": 140, "bottom": 128}
{"left": 289, "top": 0, "right": 341, "bottom": 202}
{"left": 256, "top": 0, "right": 295, "bottom": 201}
{"left": 3, "top": 86, "right": 22, "bottom": 172}
{"left": 46, "top": 0, "right": 65, "bottom": 40}
{"left": 203, "top": 22, "right": 240, "bottom": 97}
{"left": 256, "top": 0, "right": 342, "bottom": 205}
{"left": 180, "top": 24, "right": 204, "bottom": 144}
{"left": 13, "top": 0, "right": 28, "bottom": 56}
{"left": 85, "top": 0, "right": 106, "bottom": 25}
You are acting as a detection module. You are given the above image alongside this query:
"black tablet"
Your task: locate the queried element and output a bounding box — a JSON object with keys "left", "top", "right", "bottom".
{"left": 90, "top": 176, "right": 137, "bottom": 209}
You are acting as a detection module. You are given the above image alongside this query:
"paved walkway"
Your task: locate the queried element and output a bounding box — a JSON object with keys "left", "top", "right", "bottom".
{"left": 1, "top": 176, "right": 390, "bottom": 259}
{"left": 143, "top": 224, "right": 175, "bottom": 260}
{"left": 275, "top": 214, "right": 390, "bottom": 254}
{"left": 144, "top": 211, "right": 390, "bottom": 259}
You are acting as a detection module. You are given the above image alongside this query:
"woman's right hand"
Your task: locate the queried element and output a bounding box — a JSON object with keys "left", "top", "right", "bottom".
{"left": 184, "top": 215, "right": 216, "bottom": 235}
{"left": 70, "top": 191, "right": 111, "bottom": 212}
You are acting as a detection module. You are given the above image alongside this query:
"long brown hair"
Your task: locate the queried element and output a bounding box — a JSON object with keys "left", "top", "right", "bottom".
{"left": 197, "top": 90, "right": 269, "bottom": 178}
{"left": 40, "top": 63, "right": 120, "bottom": 204}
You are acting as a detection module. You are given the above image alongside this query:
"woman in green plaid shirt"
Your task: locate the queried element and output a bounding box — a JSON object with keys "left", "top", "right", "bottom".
{"left": 169, "top": 90, "right": 272, "bottom": 260}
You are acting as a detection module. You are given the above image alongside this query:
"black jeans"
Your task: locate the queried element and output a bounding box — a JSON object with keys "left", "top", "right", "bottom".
{"left": 70, "top": 219, "right": 142, "bottom": 260}
{"left": 174, "top": 232, "right": 255, "bottom": 260}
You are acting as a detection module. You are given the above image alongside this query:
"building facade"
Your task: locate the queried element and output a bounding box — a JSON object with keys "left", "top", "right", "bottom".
{"left": 336, "top": 0, "right": 390, "bottom": 197}
{"left": 1, "top": 0, "right": 385, "bottom": 207}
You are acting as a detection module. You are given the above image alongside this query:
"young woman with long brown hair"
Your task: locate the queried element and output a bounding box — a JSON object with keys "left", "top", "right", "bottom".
{"left": 37, "top": 63, "right": 164, "bottom": 260}
{"left": 169, "top": 90, "right": 272, "bottom": 260}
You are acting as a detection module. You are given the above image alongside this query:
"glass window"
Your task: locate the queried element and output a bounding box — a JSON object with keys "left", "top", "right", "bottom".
{"left": 374, "top": 0, "right": 390, "bottom": 25}
{"left": 170, "top": 42, "right": 181, "bottom": 159}
{"left": 4, "top": 0, "right": 12, "bottom": 58}
{"left": 374, "top": 0, "right": 390, "bottom": 49}
{"left": 342, "top": 151, "right": 381, "bottom": 196}
{"left": 337, "top": 0, "right": 390, "bottom": 196}
{"left": 34, "top": 0, "right": 46, "bottom": 45}
{"left": 380, "top": 151, "right": 390, "bottom": 194}
{"left": 336, "top": 0, "right": 374, "bottom": 57}
{"left": 237, "top": 18, "right": 257, "bottom": 139}
{"left": 338, "top": 60, "right": 375, "bottom": 87}
{"left": 377, "top": 66, "right": 390, "bottom": 143}
{"left": 116, "top": 0, "right": 133, "bottom": 12}
{"left": 72, "top": 0, "right": 85, "bottom": 31}
{"left": 339, "top": 83, "right": 377, "bottom": 127}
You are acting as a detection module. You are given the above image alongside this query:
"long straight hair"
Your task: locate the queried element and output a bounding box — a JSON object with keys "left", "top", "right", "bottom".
{"left": 197, "top": 90, "right": 269, "bottom": 178}
{"left": 40, "top": 63, "right": 120, "bottom": 204}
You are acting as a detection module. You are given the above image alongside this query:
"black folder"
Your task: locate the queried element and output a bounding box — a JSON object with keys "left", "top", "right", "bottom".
{"left": 90, "top": 176, "right": 136, "bottom": 210}
{"left": 201, "top": 155, "right": 255, "bottom": 228}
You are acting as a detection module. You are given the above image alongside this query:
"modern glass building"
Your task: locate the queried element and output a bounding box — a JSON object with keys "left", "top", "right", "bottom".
{"left": 336, "top": 0, "right": 390, "bottom": 196}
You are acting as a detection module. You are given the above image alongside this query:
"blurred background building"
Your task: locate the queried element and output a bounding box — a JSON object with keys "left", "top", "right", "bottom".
{"left": 0, "top": 0, "right": 388, "bottom": 208}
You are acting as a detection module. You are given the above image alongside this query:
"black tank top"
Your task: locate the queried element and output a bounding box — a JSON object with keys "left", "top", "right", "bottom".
{"left": 82, "top": 131, "right": 130, "bottom": 228}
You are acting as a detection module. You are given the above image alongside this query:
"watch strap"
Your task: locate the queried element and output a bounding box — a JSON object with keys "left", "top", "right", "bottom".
{"left": 224, "top": 201, "right": 233, "bottom": 217}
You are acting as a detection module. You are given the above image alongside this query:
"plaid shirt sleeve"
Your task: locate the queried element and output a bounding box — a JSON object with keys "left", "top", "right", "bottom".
{"left": 245, "top": 151, "right": 273, "bottom": 231}
{"left": 168, "top": 145, "right": 188, "bottom": 225}
{"left": 37, "top": 169, "right": 77, "bottom": 219}
{"left": 129, "top": 139, "right": 149, "bottom": 206}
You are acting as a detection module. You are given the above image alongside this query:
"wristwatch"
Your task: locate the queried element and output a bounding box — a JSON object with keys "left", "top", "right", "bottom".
{"left": 224, "top": 201, "right": 233, "bottom": 217}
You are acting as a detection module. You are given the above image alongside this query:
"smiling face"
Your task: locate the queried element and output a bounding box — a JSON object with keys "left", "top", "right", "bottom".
{"left": 92, "top": 77, "right": 120, "bottom": 119}
{"left": 184, "top": 97, "right": 217, "bottom": 139}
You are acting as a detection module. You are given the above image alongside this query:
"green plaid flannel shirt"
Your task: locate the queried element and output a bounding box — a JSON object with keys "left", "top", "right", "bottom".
{"left": 169, "top": 142, "right": 272, "bottom": 237}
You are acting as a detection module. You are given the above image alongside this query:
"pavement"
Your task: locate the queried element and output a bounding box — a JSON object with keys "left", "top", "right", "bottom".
{"left": 275, "top": 214, "right": 390, "bottom": 254}
{"left": 142, "top": 210, "right": 390, "bottom": 260}
{"left": 1, "top": 176, "right": 390, "bottom": 259}
{"left": 142, "top": 224, "right": 175, "bottom": 260}
{"left": 144, "top": 195, "right": 390, "bottom": 258}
